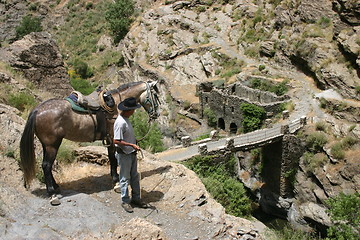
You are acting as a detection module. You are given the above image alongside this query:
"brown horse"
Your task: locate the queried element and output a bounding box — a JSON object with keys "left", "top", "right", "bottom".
{"left": 20, "top": 81, "right": 160, "bottom": 203}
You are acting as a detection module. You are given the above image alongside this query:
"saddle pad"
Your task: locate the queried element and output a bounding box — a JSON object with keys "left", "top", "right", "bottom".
{"left": 65, "top": 97, "right": 95, "bottom": 113}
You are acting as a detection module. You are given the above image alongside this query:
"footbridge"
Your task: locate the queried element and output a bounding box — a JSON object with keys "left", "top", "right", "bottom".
{"left": 156, "top": 116, "right": 307, "bottom": 162}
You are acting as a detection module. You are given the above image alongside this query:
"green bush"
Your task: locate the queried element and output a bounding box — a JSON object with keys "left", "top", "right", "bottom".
{"left": 315, "top": 121, "right": 328, "bottom": 132}
{"left": 326, "top": 193, "right": 360, "bottom": 240}
{"left": 57, "top": 140, "right": 76, "bottom": 163}
{"left": 240, "top": 103, "right": 265, "bottom": 133}
{"left": 105, "top": 0, "right": 135, "bottom": 44}
{"left": 305, "top": 132, "right": 328, "bottom": 152}
{"left": 73, "top": 59, "right": 93, "bottom": 79}
{"left": 270, "top": 226, "right": 320, "bottom": 240}
{"left": 130, "top": 110, "right": 165, "bottom": 153}
{"left": 330, "top": 136, "right": 358, "bottom": 160}
{"left": 15, "top": 15, "right": 43, "bottom": 40}
{"left": 249, "top": 78, "right": 289, "bottom": 96}
{"left": 355, "top": 86, "right": 360, "bottom": 94}
{"left": 203, "top": 108, "right": 217, "bottom": 128}
{"left": 8, "top": 92, "right": 36, "bottom": 111}
{"left": 330, "top": 142, "right": 344, "bottom": 159}
{"left": 69, "top": 74, "right": 96, "bottom": 95}
{"left": 183, "top": 155, "right": 251, "bottom": 217}
{"left": 303, "top": 152, "right": 328, "bottom": 172}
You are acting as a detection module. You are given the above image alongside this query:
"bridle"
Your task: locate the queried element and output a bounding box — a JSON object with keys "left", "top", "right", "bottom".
{"left": 136, "top": 82, "right": 161, "bottom": 143}
{"left": 142, "top": 81, "right": 160, "bottom": 121}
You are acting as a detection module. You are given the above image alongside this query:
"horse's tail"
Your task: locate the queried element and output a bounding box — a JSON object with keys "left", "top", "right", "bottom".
{"left": 20, "top": 110, "right": 37, "bottom": 188}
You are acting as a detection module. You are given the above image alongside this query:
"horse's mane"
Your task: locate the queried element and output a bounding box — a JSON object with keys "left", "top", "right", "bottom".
{"left": 109, "top": 81, "right": 144, "bottom": 94}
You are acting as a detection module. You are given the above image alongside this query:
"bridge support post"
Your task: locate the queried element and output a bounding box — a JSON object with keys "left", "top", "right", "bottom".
{"left": 281, "top": 125, "right": 289, "bottom": 134}
{"left": 300, "top": 116, "right": 307, "bottom": 126}
{"left": 181, "top": 136, "right": 191, "bottom": 147}
{"left": 198, "top": 143, "right": 208, "bottom": 155}
{"left": 225, "top": 138, "right": 234, "bottom": 150}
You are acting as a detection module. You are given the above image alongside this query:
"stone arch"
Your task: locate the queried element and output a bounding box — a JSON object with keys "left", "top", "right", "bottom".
{"left": 230, "top": 122, "right": 237, "bottom": 134}
{"left": 218, "top": 118, "right": 225, "bottom": 130}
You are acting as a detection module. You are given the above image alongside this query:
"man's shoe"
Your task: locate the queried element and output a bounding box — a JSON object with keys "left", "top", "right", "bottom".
{"left": 121, "top": 202, "right": 134, "bottom": 213}
{"left": 131, "top": 199, "right": 150, "bottom": 208}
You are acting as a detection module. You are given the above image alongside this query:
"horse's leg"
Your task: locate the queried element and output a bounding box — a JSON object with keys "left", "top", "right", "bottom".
{"left": 42, "top": 143, "right": 61, "bottom": 196}
{"left": 107, "top": 145, "right": 119, "bottom": 183}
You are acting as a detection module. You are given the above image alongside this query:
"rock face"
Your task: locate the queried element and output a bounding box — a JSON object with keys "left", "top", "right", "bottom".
{"left": 0, "top": 32, "right": 72, "bottom": 97}
{"left": 0, "top": 103, "right": 25, "bottom": 150}
{"left": 116, "top": 0, "right": 359, "bottom": 103}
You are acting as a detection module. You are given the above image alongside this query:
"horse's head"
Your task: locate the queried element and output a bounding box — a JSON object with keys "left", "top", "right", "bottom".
{"left": 139, "top": 81, "right": 160, "bottom": 120}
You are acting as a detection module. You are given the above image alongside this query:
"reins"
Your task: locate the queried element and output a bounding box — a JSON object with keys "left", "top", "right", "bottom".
{"left": 136, "top": 82, "right": 159, "bottom": 143}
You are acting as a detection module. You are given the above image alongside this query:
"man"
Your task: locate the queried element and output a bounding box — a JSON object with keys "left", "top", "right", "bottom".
{"left": 113, "top": 97, "right": 148, "bottom": 213}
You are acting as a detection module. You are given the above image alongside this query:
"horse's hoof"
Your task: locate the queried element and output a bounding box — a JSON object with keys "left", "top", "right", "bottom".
{"left": 113, "top": 182, "right": 121, "bottom": 193}
{"left": 50, "top": 194, "right": 61, "bottom": 206}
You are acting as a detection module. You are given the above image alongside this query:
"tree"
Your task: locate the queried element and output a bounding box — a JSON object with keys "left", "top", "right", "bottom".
{"left": 131, "top": 110, "right": 165, "bottom": 153}
{"left": 240, "top": 103, "right": 265, "bottom": 132}
{"left": 105, "top": 0, "right": 135, "bottom": 44}
{"left": 326, "top": 193, "right": 360, "bottom": 240}
{"left": 15, "top": 15, "right": 42, "bottom": 40}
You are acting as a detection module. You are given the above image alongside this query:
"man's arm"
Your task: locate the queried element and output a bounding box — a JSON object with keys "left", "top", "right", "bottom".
{"left": 114, "top": 139, "right": 141, "bottom": 151}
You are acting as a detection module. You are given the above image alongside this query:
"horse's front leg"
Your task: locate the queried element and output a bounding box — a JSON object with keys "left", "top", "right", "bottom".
{"left": 107, "top": 145, "right": 119, "bottom": 183}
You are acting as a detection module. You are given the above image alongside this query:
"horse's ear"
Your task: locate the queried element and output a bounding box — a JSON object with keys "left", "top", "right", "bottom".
{"left": 149, "top": 80, "right": 158, "bottom": 87}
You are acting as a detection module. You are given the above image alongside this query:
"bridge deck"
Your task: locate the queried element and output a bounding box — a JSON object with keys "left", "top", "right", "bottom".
{"left": 156, "top": 117, "right": 305, "bottom": 162}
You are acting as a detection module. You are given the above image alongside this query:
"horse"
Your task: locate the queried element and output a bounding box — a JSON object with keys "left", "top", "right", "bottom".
{"left": 20, "top": 81, "right": 160, "bottom": 205}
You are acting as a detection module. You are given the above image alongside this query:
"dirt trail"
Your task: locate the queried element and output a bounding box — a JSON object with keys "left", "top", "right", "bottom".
{"left": 0, "top": 150, "right": 267, "bottom": 240}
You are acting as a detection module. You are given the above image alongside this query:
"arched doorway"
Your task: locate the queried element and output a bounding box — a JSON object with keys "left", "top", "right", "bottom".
{"left": 218, "top": 118, "right": 225, "bottom": 130}
{"left": 230, "top": 122, "right": 238, "bottom": 134}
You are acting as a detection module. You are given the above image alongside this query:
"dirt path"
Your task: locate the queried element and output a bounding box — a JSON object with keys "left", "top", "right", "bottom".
{"left": 0, "top": 151, "right": 267, "bottom": 240}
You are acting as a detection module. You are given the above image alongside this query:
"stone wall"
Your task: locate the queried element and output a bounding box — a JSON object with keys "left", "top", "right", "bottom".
{"left": 198, "top": 81, "right": 290, "bottom": 133}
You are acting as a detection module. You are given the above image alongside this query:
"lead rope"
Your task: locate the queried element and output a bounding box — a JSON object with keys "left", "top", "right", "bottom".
{"left": 137, "top": 148, "right": 145, "bottom": 199}
{"left": 98, "top": 90, "right": 116, "bottom": 115}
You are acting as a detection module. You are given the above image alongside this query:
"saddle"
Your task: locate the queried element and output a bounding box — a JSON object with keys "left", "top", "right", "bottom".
{"left": 65, "top": 88, "right": 116, "bottom": 145}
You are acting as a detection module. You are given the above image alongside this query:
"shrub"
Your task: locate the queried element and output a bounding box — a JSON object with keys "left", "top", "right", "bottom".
{"left": 68, "top": 70, "right": 96, "bottom": 94}
{"left": 183, "top": 155, "right": 251, "bottom": 217}
{"left": 5, "top": 148, "right": 15, "bottom": 158}
{"left": 317, "top": 16, "right": 331, "bottom": 29}
{"left": 73, "top": 59, "right": 93, "bottom": 79}
{"left": 57, "top": 140, "right": 76, "bottom": 163}
{"left": 315, "top": 121, "right": 328, "bottom": 132}
{"left": 130, "top": 110, "right": 165, "bottom": 153}
{"left": 326, "top": 193, "right": 360, "bottom": 240}
{"left": 203, "top": 108, "right": 217, "bottom": 128}
{"left": 240, "top": 103, "right": 265, "bottom": 133}
{"left": 305, "top": 132, "right": 328, "bottom": 152}
{"left": 105, "top": 0, "right": 135, "bottom": 44}
{"left": 8, "top": 92, "right": 36, "bottom": 112}
{"left": 355, "top": 86, "right": 360, "bottom": 94}
{"left": 15, "top": 15, "right": 43, "bottom": 40}
{"left": 303, "top": 152, "right": 328, "bottom": 172}
{"left": 330, "top": 142, "right": 345, "bottom": 159}
{"left": 249, "top": 78, "right": 289, "bottom": 96}
{"left": 270, "top": 226, "right": 320, "bottom": 240}
{"left": 258, "top": 64, "right": 266, "bottom": 71}
{"left": 330, "top": 136, "right": 358, "bottom": 159}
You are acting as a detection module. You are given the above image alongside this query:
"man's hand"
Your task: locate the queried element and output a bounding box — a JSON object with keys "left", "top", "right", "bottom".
{"left": 132, "top": 144, "right": 141, "bottom": 151}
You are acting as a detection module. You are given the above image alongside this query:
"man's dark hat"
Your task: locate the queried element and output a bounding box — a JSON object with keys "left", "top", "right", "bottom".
{"left": 117, "top": 97, "right": 141, "bottom": 111}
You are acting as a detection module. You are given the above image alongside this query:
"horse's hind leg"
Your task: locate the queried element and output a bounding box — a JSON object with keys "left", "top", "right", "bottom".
{"left": 42, "top": 144, "right": 61, "bottom": 196}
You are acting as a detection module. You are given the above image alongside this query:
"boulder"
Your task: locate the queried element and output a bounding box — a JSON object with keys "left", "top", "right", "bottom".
{"left": 0, "top": 32, "right": 73, "bottom": 97}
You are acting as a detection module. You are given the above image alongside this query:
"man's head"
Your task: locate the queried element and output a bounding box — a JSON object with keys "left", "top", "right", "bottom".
{"left": 118, "top": 97, "right": 141, "bottom": 114}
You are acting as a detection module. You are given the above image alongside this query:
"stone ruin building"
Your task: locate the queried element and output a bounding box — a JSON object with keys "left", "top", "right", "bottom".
{"left": 197, "top": 76, "right": 291, "bottom": 133}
